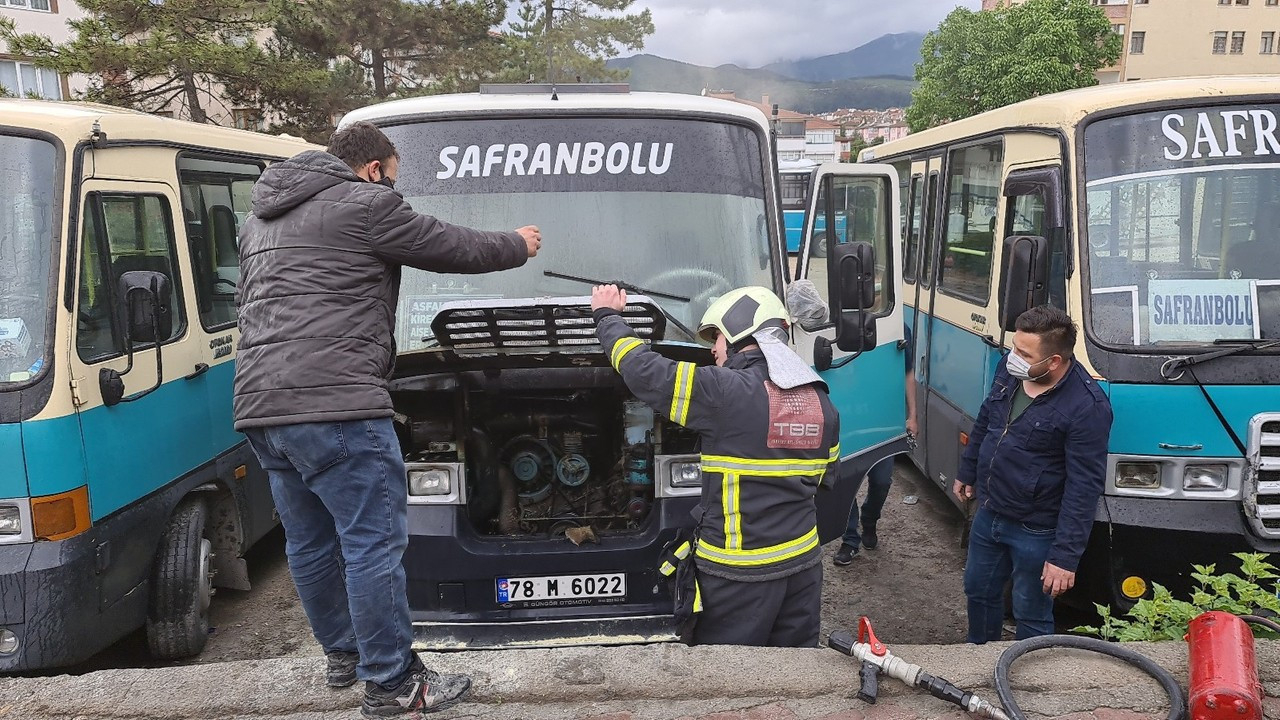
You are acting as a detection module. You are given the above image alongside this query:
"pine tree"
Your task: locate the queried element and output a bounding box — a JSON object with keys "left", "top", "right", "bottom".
{"left": 501, "top": 0, "right": 653, "bottom": 83}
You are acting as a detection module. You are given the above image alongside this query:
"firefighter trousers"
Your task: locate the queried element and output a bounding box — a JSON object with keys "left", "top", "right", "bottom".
{"left": 691, "top": 563, "right": 822, "bottom": 647}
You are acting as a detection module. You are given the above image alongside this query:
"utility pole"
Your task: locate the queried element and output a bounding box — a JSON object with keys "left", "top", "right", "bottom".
{"left": 545, "top": 0, "right": 555, "bottom": 83}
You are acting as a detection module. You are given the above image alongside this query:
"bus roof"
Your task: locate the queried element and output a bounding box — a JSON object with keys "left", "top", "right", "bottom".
{"left": 861, "top": 75, "right": 1280, "bottom": 161}
{"left": 339, "top": 89, "right": 772, "bottom": 130}
{"left": 0, "top": 99, "right": 315, "bottom": 158}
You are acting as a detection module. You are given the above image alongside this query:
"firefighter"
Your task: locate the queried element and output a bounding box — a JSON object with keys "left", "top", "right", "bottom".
{"left": 591, "top": 284, "right": 840, "bottom": 647}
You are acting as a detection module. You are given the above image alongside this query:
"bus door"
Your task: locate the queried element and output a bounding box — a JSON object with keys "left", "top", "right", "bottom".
{"left": 911, "top": 154, "right": 945, "bottom": 480}
{"left": 789, "top": 163, "right": 908, "bottom": 542}
{"left": 69, "top": 179, "right": 212, "bottom": 608}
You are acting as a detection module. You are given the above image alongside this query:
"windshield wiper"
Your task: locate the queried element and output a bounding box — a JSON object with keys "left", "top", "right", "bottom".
{"left": 1161, "top": 338, "right": 1280, "bottom": 458}
{"left": 544, "top": 270, "right": 697, "bottom": 341}
{"left": 1161, "top": 338, "right": 1280, "bottom": 380}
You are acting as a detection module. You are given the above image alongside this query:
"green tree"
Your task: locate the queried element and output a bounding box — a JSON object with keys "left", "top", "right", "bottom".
{"left": 906, "top": 0, "right": 1121, "bottom": 132}
{"left": 501, "top": 0, "right": 654, "bottom": 83}
{"left": 0, "top": 0, "right": 321, "bottom": 124}
{"left": 264, "top": 0, "right": 506, "bottom": 140}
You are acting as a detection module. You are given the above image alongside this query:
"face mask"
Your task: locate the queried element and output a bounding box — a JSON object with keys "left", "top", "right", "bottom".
{"left": 1007, "top": 352, "right": 1052, "bottom": 382}
{"left": 376, "top": 175, "right": 396, "bottom": 190}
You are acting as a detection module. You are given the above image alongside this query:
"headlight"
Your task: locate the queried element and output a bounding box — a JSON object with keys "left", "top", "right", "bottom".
{"left": 0, "top": 629, "right": 17, "bottom": 656}
{"left": 1115, "top": 462, "right": 1161, "bottom": 490}
{"left": 1184, "top": 464, "right": 1228, "bottom": 491}
{"left": 670, "top": 462, "right": 702, "bottom": 488}
{"left": 408, "top": 468, "right": 452, "bottom": 496}
{"left": 0, "top": 505, "right": 21, "bottom": 535}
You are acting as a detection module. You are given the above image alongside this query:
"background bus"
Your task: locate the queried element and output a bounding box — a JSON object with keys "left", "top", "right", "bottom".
{"left": 0, "top": 101, "right": 311, "bottom": 671}
{"left": 779, "top": 158, "right": 847, "bottom": 256}
{"left": 861, "top": 76, "right": 1280, "bottom": 611}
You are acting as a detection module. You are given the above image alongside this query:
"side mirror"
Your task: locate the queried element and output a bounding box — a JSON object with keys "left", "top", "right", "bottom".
{"left": 827, "top": 241, "right": 879, "bottom": 358}
{"left": 101, "top": 270, "right": 170, "bottom": 407}
{"left": 998, "top": 235, "right": 1050, "bottom": 332}
{"left": 831, "top": 241, "right": 876, "bottom": 314}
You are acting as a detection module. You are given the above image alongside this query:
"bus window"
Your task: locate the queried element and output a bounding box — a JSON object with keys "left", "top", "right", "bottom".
{"left": 905, "top": 175, "right": 923, "bottom": 284}
{"left": 938, "top": 142, "right": 1003, "bottom": 302}
{"left": 921, "top": 171, "right": 939, "bottom": 287}
{"left": 807, "top": 175, "right": 892, "bottom": 315}
{"left": 179, "top": 156, "right": 263, "bottom": 330}
{"left": 77, "top": 194, "right": 186, "bottom": 362}
{"left": 1004, "top": 169, "right": 1068, "bottom": 311}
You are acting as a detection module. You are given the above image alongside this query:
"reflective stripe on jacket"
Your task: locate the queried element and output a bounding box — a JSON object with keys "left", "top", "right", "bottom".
{"left": 595, "top": 311, "right": 840, "bottom": 581}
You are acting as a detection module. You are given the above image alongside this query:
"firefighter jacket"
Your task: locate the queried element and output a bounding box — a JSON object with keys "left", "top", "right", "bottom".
{"left": 594, "top": 310, "right": 841, "bottom": 582}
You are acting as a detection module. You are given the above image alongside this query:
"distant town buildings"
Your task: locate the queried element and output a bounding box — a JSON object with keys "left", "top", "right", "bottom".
{"left": 702, "top": 90, "right": 910, "bottom": 162}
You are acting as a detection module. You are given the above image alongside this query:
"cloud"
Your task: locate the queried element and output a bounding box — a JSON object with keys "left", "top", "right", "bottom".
{"left": 630, "top": 0, "right": 982, "bottom": 67}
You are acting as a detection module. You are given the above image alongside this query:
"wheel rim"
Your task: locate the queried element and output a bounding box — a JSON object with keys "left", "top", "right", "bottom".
{"left": 197, "top": 538, "right": 213, "bottom": 615}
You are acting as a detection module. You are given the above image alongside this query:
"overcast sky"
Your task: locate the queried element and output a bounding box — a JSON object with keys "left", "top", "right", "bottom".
{"left": 509, "top": 1, "right": 984, "bottom": 68}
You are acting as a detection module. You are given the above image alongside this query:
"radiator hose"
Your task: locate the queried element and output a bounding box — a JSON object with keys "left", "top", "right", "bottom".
{"left": 993, "top": 635, "right": 1188, "bottom": 720}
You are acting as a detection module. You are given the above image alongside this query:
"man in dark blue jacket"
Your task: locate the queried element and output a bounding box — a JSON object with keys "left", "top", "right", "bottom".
{"left": 955, "top": 306, "right": 1113, "bottom": 643}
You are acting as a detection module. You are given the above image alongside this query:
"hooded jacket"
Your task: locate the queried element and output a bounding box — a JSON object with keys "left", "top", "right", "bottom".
{"left": 233, "top": 150, "right": 527, "bottom": 429}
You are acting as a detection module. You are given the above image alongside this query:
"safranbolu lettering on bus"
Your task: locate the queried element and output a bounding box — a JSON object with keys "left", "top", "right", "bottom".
{"left": 1151, "top": 292, "right": 1255, "bottom": 327}
{"left": 437, "top": 142, "right": 675, "bottom": 179}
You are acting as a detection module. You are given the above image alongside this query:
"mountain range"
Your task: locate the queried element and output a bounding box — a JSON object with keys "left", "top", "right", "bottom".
{"left": 605, "top": 32, "right": 924, "bottom": 114}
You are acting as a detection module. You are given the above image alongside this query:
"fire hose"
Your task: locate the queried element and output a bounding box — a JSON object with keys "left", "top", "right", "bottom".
{"left": 830, "top": 611, "right": 1278, "bottom": 720}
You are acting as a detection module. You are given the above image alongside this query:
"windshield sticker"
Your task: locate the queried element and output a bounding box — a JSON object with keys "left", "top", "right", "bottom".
{"left": 399, "top": 294, "right": 503, "bottom": 347}
{"left": 1086, "top": 105, "right": 1280, "bottom": 181}
{"left": 1147, "top": 279, "right": 1260, "bottom": 343}
{"left": 0, "top": 319, "right": 32, "bottom": 359}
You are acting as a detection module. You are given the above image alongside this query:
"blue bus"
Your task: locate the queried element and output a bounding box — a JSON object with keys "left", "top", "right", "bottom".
{"left": 0, "top": 101, "right": 311, "bottom": 670}
{"left": 862, "top": 77, "right": 1280, "bottom": 610}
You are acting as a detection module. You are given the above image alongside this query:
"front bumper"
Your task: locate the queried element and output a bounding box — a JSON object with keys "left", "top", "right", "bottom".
{"left": 404, "top": 497, "right": 698, "bottom": 648}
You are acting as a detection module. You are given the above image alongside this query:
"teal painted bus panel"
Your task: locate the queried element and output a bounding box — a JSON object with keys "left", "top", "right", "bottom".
{"left": 21, "top": 415, "right": 85, "bottom": 499}
{"left": 1106, "top": 382, "right": 1280, "bottom": 458}
{"left": 69, "top": 370, "right": 215, "bottom": 521}
{"left": 0, "top": 423, "right": 28, "bottom": 498}
{"left": 925, "top": 316, "right": 1002, "bottom": 420}
{"left": 820, "top": 340, "right": 908, "bottom": 456}
{"left": 205, "top": 361, "right": 241, "bottom": 453}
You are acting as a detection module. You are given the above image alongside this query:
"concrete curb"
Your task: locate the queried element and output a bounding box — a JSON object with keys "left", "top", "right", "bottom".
{"left": 1, "top": 640, "right": 1277, "bottom": 720}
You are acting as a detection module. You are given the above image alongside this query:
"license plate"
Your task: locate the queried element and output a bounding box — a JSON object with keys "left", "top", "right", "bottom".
{"left": 497, "top": 573, "right": 626, "bottom": 606}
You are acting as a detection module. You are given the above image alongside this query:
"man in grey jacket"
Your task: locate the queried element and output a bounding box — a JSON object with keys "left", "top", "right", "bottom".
{"left": 233, "top": 122, "right": 539, "bottom": 717}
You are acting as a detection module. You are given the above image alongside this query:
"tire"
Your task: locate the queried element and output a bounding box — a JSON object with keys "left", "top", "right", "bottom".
{"left": 146, "top": 498, "right": 213, "bottom": 660}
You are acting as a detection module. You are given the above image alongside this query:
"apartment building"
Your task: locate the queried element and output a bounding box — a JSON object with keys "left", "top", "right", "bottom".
{"left": 701, "top": 90, "right": 842, "bottom": 163}
{"left": 0, "top": 0, "right": 84, "bottom": 99}
{"left": 983, "top": 0, "right": 1280, "bottom": 82}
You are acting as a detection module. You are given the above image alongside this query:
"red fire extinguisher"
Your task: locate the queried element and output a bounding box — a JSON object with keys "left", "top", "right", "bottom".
{"left": 1186, "top": 611, "right": 1264, "bottom": 720}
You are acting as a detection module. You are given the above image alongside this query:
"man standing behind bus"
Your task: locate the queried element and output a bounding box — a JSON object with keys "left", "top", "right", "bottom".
{"left": 233, "top": 122, "right": 540, "bottom": 717}
{"left": 954, "top": 306, "right": 1112, "bottom": 643}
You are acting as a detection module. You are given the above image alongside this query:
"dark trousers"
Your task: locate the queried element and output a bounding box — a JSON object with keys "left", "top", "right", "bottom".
{"left": 963, "top": 506, "right": 1057, "bottom": 643}
{"left": 841, "top": 455, "right": 893, "bottom": 549}
{"left": 691, "top": 563, "right": 823, "bottom": 647}
{"left": 244, "top": 418, "right": 415, "bottom": 688}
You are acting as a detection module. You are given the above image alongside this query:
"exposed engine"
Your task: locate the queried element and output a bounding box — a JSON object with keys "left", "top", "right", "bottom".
{"left": 392, "top": 367, "right": 699, "bottom": 538}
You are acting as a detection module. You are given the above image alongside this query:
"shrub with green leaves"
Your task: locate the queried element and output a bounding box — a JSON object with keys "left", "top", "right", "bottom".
{"left": 1072, "top": 553, "right": 1280, "bottom": 642}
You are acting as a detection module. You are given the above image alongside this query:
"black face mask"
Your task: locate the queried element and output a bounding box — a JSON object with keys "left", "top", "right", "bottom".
{"left": 375, "top": 175, "right": 396, "bottom": 190}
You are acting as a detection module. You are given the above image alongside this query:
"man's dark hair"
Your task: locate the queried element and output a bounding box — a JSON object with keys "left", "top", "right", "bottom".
{"left": 1015, "top": 305, "right": 1076, "bottom": 358}
{"left": 327, "top": 122, "right": 399, "bottom": 171}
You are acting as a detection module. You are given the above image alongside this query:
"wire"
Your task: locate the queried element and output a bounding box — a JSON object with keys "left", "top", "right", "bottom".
{"left": 1240, "top": 614, "right": 1280, "bottom": 634}
{"left": 994, "top": 635, "right": 1187, "bottom": 720}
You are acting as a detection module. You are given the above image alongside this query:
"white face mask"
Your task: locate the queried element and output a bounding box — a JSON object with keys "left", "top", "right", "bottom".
{"left": 1007, "top": 352, "right": 1052, "bottom": 382}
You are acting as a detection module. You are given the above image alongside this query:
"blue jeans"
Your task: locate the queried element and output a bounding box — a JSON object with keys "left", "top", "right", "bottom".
{"left": 244, "top": 418, "right": 413, "bottom": 688}
{"left": 841, "top": 456, "right": 893, "bottom": 549}
{"left": 963, "top": 506, "right": 1057, "bottom": 643}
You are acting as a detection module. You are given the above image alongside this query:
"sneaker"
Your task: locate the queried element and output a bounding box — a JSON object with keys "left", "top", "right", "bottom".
{"left": 361, "top": 656, "right": 472, "bottom": 717}
{"left": 862, "top": 525, "right": 879, "bottom": 550}
{"left": 326, "top": 650, "right": 359, "bottom": 689}
{"left": 833, "top": 544, "right": 858, "bottom": 566}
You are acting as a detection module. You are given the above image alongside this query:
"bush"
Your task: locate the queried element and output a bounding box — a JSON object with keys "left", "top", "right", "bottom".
{"left": 1072, "top": 553, "right": 1280, "bottom": 642}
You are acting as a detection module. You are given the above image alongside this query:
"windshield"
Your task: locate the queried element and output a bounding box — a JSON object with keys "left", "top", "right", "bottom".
{"left": 0, "top": 136, "right": 57, "bottom": 385}
{"left": 380, "top": 117, "right": 774, "bottom": 351}
{"left": 1084, "top": 105, "right": 1280, "bottom": 347}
